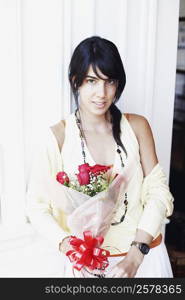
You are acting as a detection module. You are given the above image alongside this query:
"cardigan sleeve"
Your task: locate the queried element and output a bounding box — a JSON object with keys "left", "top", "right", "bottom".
{"left": 26, "top": 129, "right": 68, "bottom": 251}
{"left": 137, "top": 163, "right": 174, "bottom": 238}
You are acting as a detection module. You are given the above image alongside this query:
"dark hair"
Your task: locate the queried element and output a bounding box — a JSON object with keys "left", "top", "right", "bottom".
{"left": 68, "top": 36, "right": 127, "bottom": 156}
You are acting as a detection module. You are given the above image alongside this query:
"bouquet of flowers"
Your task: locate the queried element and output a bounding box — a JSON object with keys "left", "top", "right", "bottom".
{"left": 56, "top": 163, "right": 113, "bottom": 196}
{"left": 55, "top": 163, "right": 125, "bottom": 275}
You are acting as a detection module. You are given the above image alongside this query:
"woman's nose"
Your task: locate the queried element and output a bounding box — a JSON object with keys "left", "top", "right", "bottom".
{"left": 96, "top": 82, "right": 106, "bottom": 98}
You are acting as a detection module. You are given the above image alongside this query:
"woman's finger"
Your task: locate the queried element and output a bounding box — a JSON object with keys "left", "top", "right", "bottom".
{"left": 110, "top": 174, "right": 124, "bottom": 188}
{"left": 106, "top": 266, "right": 120, "bottom": 278}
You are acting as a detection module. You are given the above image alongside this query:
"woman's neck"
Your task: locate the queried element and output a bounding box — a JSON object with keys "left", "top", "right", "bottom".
{"left": 78, "top": 108, "right": 112, "bottom": 133}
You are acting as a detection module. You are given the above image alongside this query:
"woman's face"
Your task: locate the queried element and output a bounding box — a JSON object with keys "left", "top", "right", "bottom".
{"left": 78, "top": 65, "right": 117, "bottom": 116}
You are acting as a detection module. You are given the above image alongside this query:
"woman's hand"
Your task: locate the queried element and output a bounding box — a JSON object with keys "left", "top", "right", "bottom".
{"left": 106, "top": 246, "right": 144, "bottom": 278}
{"left": 59, "top": 236, "right": 72, "bottom": 254}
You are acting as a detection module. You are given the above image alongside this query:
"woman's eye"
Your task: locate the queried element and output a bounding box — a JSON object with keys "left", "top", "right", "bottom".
{"left": 87, "top": 79, "right": 96, "bottom": 84}
{"left": 107, "top": 79, "right": 116, "bottom": 85}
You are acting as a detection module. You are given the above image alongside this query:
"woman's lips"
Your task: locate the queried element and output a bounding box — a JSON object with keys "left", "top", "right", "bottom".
{"left": 92, "top": 102, "right": 106, "bottom": 108}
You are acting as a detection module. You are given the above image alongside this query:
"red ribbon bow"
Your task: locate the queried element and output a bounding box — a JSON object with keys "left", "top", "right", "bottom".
{"left": 66, "top": 231, "right": 110, "bottom": 271}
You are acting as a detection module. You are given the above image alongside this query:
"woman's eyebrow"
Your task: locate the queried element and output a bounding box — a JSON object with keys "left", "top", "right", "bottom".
{"left": 86, "top": 75, "right": 99, "bottom": 80}
{"left": 86, "top": 75, "right": 109, "bottom": 80}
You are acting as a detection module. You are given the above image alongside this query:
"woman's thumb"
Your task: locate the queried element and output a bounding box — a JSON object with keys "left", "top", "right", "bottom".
{"left": 109, "top": 174, "right": 125, "bottom": 190}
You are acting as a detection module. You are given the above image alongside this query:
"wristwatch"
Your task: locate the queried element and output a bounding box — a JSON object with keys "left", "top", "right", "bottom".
{"left": 130, "top": 241, "right": 150, "bottom": 255}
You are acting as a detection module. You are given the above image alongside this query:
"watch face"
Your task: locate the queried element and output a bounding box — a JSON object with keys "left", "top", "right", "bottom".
{"left": 139, "top": 243, "right": 150, "bottom": 254}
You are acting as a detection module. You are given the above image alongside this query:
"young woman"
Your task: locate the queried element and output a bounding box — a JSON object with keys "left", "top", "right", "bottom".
{"left": 27, "top": 36, "right": 174, "bottom": 277}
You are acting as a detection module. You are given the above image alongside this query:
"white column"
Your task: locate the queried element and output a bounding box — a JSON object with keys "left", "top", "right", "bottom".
{"left": 0, "top": 0, "right": 26, "bottom": 226}
{"left": 62, "top": 0, "right": 72, "bottom": 117}
{"left": 152, "top": 0, "right": 180, "bottom": 179}
{"left": 22, "top": 0, "right": 64, "bottom": 181}
{"left": 123, "top": 0, "right": 179, "bottom": 180}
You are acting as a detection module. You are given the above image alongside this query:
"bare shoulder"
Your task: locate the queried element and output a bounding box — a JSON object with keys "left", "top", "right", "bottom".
{"left": 51, "top": 120, "right": 65, "bottom": 131}
{"left": 124, "top": 113, "right": 158, "bottom": 176}
{"left": 126, "top": 113, "right": 147, "bottom": 123}
{"left": 124, "top": 113, "right": 151, "bottom": 141}
{"left": 50, "top": 120, "right": 65, "bottom": 152}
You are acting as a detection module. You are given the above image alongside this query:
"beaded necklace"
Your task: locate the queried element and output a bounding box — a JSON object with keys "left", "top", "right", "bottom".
{"left": 74, "top": 108, "right": 128, "bottom": 226}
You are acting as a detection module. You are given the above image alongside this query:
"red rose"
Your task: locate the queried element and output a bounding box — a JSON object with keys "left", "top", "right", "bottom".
{"left": 78, "top": 163, "right": 91, "bottom": 173}
{"left": 90, "top": 164, "right": 112, "bottom": 175}
{"left": 56, "top": 171, "right": 69, "bottom": 184}
{"left": 76, "top": 171, "right": 90, "bottom": 185}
